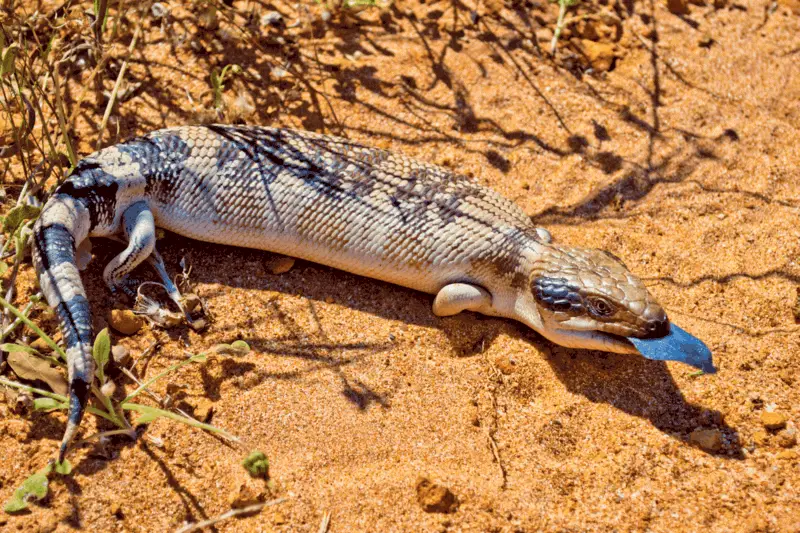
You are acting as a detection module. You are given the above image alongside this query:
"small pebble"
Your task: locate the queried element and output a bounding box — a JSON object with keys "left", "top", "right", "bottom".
{"left": 689, "top": 428, "right": 723, "bottom": 452}
{"left": 261, "top": 11, "right": 283, "bottom": 27}
{"left": 776, "top": 428, "right": 797, "bottom": 449}
{"left": 753, "top": 430, "right": 770, "bottom": 447}
{"left": 667, "top": 0, "right": 690, "bottom": 14}
{"left": 190, "top": 398, "right": 214, "bottom": 423}
{"left": 183, "top": 294, "right": 202, "bottom": 313}
{"left": 112, "top": 345, "right": 131, "bottom": 366}
{"left": 110, "top": 501, "right": 124, "bottom": 518}
{"left": 12, "top": 392, "right": 33, "bottom": 415}
{"left": 150, "top": 2, "right": 168, "bottom": 19}
{"left": 266, "top": 256, "right": 295, "bottom": 275}
{"left": 108, "top": 310, "right": 144, "bottom": 335}
{"left": 31, "top": 337, "right": 51, "bottom": 352}
{"left": 416, "top": 476, "right": 458, "bottom": 513}
{"left": 580, "top": 40, "right": 616, "bottom": 72}
{"left": 229, "top": 479, "right": 267, "bottom": 508}
{"left": 776, "top": 449, "right": 798, "bottom": 460}
{"left": 101, "top": 381, "right": 116, "bottom": 397}
{"left": 189, "top": 318, "right": 208, "bottom": 332}
{"left": 493, "top": 354, "right": 517, "bottom": 375}
{"left": 761, "top": 411, "right": 787, "bottom": 431}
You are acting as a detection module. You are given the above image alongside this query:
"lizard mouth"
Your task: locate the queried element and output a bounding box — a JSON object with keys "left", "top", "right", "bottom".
{"left": 625, "top": 323, "right": 717, "bottom": 374}
{"left": 549, "top": 325, "right": 717, "bottom": 374}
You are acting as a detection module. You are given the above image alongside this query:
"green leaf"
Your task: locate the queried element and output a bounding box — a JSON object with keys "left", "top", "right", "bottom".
{"left": 14, "top": 222, "right": 34, "bottom": 261}
{"left": 0, "top": 262, "right": 7, "bottom": 276}
{"left": 242, "top": 451, "right": 269, "bottom": 479}
{"left": 122, "top": 402, "right": 238, "bottom": 441}
{"left": 3, "top": 470, "right": 49, "bottom": 513}
{"left": 93, "top": 328, "right": 111, "bottom": 383}
{"left": 0, "top": 343, "right": 40, "bottom": 355}
{"left": 53, "top": 460, "right": 72, "bottom": 476}
{"left": 231, "top": 340, "right": 250, "bottom": 353}
{"left": 0, "top": 43, "right": 19, "bottom": 77}
{"left": 212, "top": 341, "right": 249, "bottom": 356}
{"left": 93, "top": 0, "right": 109, "bottom": 36}
{"left": 0, "top": 295, "right": 66, "bottom": 360}
{"left": 125, "top": 403, "right": 163, "bottom": 424}
{"left": 33, "top": 397, "right": 68, "bottom": 411}
{"left": 2, "top": 204, "right": 40, "bottom": 236}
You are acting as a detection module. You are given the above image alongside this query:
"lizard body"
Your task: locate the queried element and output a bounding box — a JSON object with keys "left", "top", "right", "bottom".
{"left": 32, "top": 125, "right": 713, "bottom": 461}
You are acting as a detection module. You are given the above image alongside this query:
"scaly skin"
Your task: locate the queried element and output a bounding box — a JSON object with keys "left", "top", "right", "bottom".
{"left": 32, "top": 125, "right": 668, "bottom": 461}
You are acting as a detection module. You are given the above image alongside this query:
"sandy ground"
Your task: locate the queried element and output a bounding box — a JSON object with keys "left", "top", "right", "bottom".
{"left": 1, "top": 0, "right": 799, "bottom": 531}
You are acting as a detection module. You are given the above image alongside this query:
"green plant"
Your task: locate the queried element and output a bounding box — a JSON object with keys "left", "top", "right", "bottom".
{"left": 0, "top": 300, "right": 241, "bottom": 512}
{"left": 3, "top": 459, "right": 72, "bottom": 513}
{"left": 210, "top": 64, "right": 242, "bottom": 110}
{"left": 93, "top": 0, "right": 110, "bottom": 42}
{"left": 549, "top": 0, "right": 580, "bottom": 55}
{"left": 243, "top": 451, "right": 270, "bottom": 479}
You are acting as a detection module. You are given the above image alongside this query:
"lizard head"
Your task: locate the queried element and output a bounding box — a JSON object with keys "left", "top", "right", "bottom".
{"left": 521, "top": 245, "right": 716, "bottom": 373}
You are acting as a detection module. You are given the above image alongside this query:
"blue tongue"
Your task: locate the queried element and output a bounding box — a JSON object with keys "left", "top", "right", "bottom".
{"left": 627, "top": 324, "right": 717, "bottom": 374}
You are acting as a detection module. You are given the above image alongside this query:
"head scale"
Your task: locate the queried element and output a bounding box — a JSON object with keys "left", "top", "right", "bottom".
{"left": 530, "top": 246, "right": 669, "bottom": 341}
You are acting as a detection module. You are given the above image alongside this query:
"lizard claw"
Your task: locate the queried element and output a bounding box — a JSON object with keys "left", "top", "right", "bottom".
{"left": 109, "top": 277, "right": 140, "bottom": 301}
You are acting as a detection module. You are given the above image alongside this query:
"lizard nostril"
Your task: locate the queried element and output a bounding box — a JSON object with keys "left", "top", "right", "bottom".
{"left": 645, "top": 317, "right": 670, "bottom": 338}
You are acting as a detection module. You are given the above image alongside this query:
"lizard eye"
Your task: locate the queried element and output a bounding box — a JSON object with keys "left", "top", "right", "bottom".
{"left": 587, "top": 296, "right": 615, "bottom": 317}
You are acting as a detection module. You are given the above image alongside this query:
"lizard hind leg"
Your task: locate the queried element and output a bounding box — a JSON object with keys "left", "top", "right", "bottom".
{"left": 146, "top": 249, "right": 194, "bottom": 324}
{"left": 432, "top": 283, "right": 493, "bottom": 317}
{"left": 103, "top": 201, "right": 156, "bottom": 298}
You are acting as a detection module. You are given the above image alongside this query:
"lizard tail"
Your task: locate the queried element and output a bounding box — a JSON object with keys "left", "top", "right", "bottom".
{"left": 31, "top": 196, "right": 94, "bottom": 462}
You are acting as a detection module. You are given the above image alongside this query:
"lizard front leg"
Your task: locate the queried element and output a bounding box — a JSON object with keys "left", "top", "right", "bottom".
{"left": 432, "top": 283, "right": 493, "bottom": 317}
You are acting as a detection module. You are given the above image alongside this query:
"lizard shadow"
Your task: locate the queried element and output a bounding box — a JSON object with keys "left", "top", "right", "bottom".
{"left": 135, "top": 233, "right": 741, "bottom": 458}
{"left": 532, "top": 334, "right": 742, "bottom": 458}
{"left": 439, "top": 315, "right": 742, "bottom": 458}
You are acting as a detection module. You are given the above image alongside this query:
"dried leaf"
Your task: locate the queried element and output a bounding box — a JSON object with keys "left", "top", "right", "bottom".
{"left": 7, "top": 351, "right": 69, "bottom": 396}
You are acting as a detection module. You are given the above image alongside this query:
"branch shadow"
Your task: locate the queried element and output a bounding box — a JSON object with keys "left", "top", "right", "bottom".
{"left": 140, "top": 442, "right": 210, "bottom": 525}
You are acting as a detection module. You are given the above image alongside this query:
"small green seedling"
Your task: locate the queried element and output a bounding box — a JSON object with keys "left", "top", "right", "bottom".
{"left": 4, "top": 460, "right": 71, "bottom": 513}
{"left": 549, "top": 0, "right": 580, "bottom": 55}
{"left": 93, "top": 0, "right": 110, "bottom": 41}
{"left": 210, "top": 64, "right": 242, "bottom": 110}
{"left": 212, "top": 340, "right": 250, "bottom": 356}
{"left": 243, "top": 451, "right": 270, "bottom": 479}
